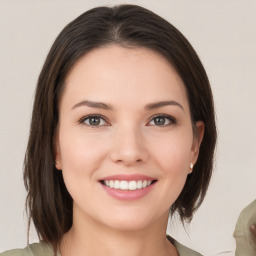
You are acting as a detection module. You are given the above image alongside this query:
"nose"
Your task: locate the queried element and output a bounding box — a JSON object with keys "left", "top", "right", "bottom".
{"left": 109, "top": 126, "right": 149, "bottom": 166}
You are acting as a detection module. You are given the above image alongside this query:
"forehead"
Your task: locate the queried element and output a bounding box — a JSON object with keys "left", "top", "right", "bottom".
{"left": 62, "top": 44, "right": 189, "bottom": 110}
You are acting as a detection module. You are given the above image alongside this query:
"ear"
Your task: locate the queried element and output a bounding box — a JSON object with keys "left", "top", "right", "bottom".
{"left": 191, "top": 121, "right": 205, "bottom": 165}
{"left": 54, "top": 131, "right": 62, "bottom": 170}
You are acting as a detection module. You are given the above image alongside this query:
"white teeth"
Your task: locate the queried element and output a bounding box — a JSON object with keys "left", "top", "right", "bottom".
{"left": 110, "top": 180, "right": 114, "bottom": 188}
{"left": 128, "top": 181, "right": 137, "bottom": 190}
{"left": 137, "top": 180, "right": 143, "bottom": 189}
{"left": 103, "top": 180, "right": 154, "bottom": 190}
{"left": 114, "top": 180, "right": 120, "bottom": 189}
{"left": 120, "top": 180, "right": 128, "bottom": 190}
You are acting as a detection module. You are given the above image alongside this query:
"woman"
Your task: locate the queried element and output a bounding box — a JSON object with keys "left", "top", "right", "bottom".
{"left": 1, "top": 4, "right": 216, "bottom": 256}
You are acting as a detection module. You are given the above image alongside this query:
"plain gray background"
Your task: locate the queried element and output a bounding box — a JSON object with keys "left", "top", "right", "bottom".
{"left": 0, "top": 0, "right": 256, "bottom": 255}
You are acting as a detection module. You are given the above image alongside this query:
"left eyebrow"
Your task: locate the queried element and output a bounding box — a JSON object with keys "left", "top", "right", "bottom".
{"left": 145, "top": 101, "right": 184, "bottom": 111}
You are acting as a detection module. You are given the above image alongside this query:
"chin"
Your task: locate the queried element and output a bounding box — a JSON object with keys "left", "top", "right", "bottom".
{"left": 100, "top": 208, "right": 164, "bottom": 231}
{"left": 106, "top": 218, "right": 151, "bottom": 231}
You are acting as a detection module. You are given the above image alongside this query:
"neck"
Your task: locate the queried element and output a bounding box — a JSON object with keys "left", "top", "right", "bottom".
{"left": 60, "top": 206, "right": 177, "bottom": 256}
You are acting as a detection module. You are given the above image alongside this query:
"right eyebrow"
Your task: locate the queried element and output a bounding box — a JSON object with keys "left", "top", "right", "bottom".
{"left": 72, "top": 100, "right": 113, "bottom": 111}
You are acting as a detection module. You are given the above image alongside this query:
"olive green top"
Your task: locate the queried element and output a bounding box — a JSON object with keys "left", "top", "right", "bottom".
{"left": 0, "top": 236, "right": 202, "bottom": 256}
{"left": 233, "top": 200, "right": 256, "bottom": 256}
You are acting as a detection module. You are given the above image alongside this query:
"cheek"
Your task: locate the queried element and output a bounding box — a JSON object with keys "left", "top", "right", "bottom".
{"left": 148, "top": 133, "right": 193, "bottom": 202}
{"left": 59, "top": 127, "right": 107, "bottom": 171}
{"left": 151, "top": 132, "right": 193, "bottom": 174}
{"left": 57, "top": 130, "right": 107, "bottom": 197}
{"left": 58, "top": 132, "right": 107, "bottom": 206}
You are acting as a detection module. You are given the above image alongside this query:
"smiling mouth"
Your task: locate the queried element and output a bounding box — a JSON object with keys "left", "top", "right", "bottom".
{"left": 100, "top": 180, "right": 157, "bottom": 191}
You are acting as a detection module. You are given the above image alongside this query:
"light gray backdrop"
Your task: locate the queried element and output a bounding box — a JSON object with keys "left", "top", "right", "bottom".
{"left": 0, "top": 1, "right": 255, "bottom": 255}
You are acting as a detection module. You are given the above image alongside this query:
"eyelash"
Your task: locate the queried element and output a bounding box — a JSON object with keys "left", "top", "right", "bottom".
{"left": 148, "top": 114, "right": 176, "bottom": 126}
{"left": 79, "top": 114, "right": 176, "bottom": 127}
{"left": 79, "top": 114, "right": 110, "bottom": 127}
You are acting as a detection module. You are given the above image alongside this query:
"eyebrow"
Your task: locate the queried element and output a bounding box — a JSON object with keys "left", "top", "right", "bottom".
{"left": 72, "top": 100, "right": 113, "bottom": 110}
{"left": 145, "top": 101, "right": 184, "bottom": 111}
{"left": 72, "top": 100, "right": 184, "bottom": 111}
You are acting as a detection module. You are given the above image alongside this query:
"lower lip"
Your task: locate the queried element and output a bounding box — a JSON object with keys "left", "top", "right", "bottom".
{"left": 100, "top": 182, "right": 156, "bottom": 201}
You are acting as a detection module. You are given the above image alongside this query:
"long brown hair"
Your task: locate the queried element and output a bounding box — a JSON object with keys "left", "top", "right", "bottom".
{"left": 24, "top": 4, "right": 217, "bottom": 252}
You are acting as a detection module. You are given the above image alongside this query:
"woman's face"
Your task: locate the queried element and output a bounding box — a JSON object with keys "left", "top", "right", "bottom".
{"left": 55, "top": 45, "right": 204, "bottom": 231}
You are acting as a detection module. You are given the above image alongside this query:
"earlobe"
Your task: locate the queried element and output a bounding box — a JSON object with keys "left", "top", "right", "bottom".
{"left": 55, "top": 150, "right": 62, "bottom": 170}
{"left": 54, "top": 134, "right": 62, "bottom": 170}
{"left": 55, "top": 161, "right": 62, "bottom": 170}
{"left": 188, "top": 162, "right": 193, "bottom": 174}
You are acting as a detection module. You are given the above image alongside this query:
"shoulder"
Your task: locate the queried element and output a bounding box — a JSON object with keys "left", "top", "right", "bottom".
{"left": 0, "top": 242, "right": 57, "bottom": 256}
{"left": 233, "top": 200, "right": 256, "bottom": 255}
{"left": 167, "top": 235, "right": 202, "bottom": 256}
{"left": 237, "top": 200, "right": 256, "bottom": 221}
{"left": 234, "top": 200, "right": 256, "bottom": 236}
{"left": 173, "top": 240, "right": 203, "bottom": 256}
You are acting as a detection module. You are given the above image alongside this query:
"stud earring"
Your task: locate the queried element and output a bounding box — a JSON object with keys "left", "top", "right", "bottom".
{"left": 189, "top": 163, "right": 193, "bottom": 173}
{"left": 54, "top": 161, "right": 60, "bottom": 165}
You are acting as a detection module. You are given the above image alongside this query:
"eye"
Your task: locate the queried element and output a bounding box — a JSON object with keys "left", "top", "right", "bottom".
{"left": 79, "top": 115, "right": 109, "bottom": 127}
{"left": 148, "top": 114, "right": 176, "bottom": 126}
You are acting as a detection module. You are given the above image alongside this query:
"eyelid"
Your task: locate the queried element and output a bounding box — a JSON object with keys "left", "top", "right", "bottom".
{"left": 78, "top": 113, "right": 176, "bottom": 127}
{"left": 79, "top": 114, "right": 110, "bottom": 126}
{"left": 147, "top": 114, "right": 176, "bottom": 126}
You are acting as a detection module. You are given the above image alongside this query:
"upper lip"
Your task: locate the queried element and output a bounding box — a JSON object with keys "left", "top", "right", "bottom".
{"left": 99, "top": 174, "right": 156, "bottom": 181}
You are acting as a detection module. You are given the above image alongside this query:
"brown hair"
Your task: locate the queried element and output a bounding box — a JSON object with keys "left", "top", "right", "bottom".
{"left": 24, "top": 4, "right": 217, "bottom": 252}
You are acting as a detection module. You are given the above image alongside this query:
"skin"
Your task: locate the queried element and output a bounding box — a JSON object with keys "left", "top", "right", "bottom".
{"left": 55, "top": 44, "right": 204, "bottom": 256}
